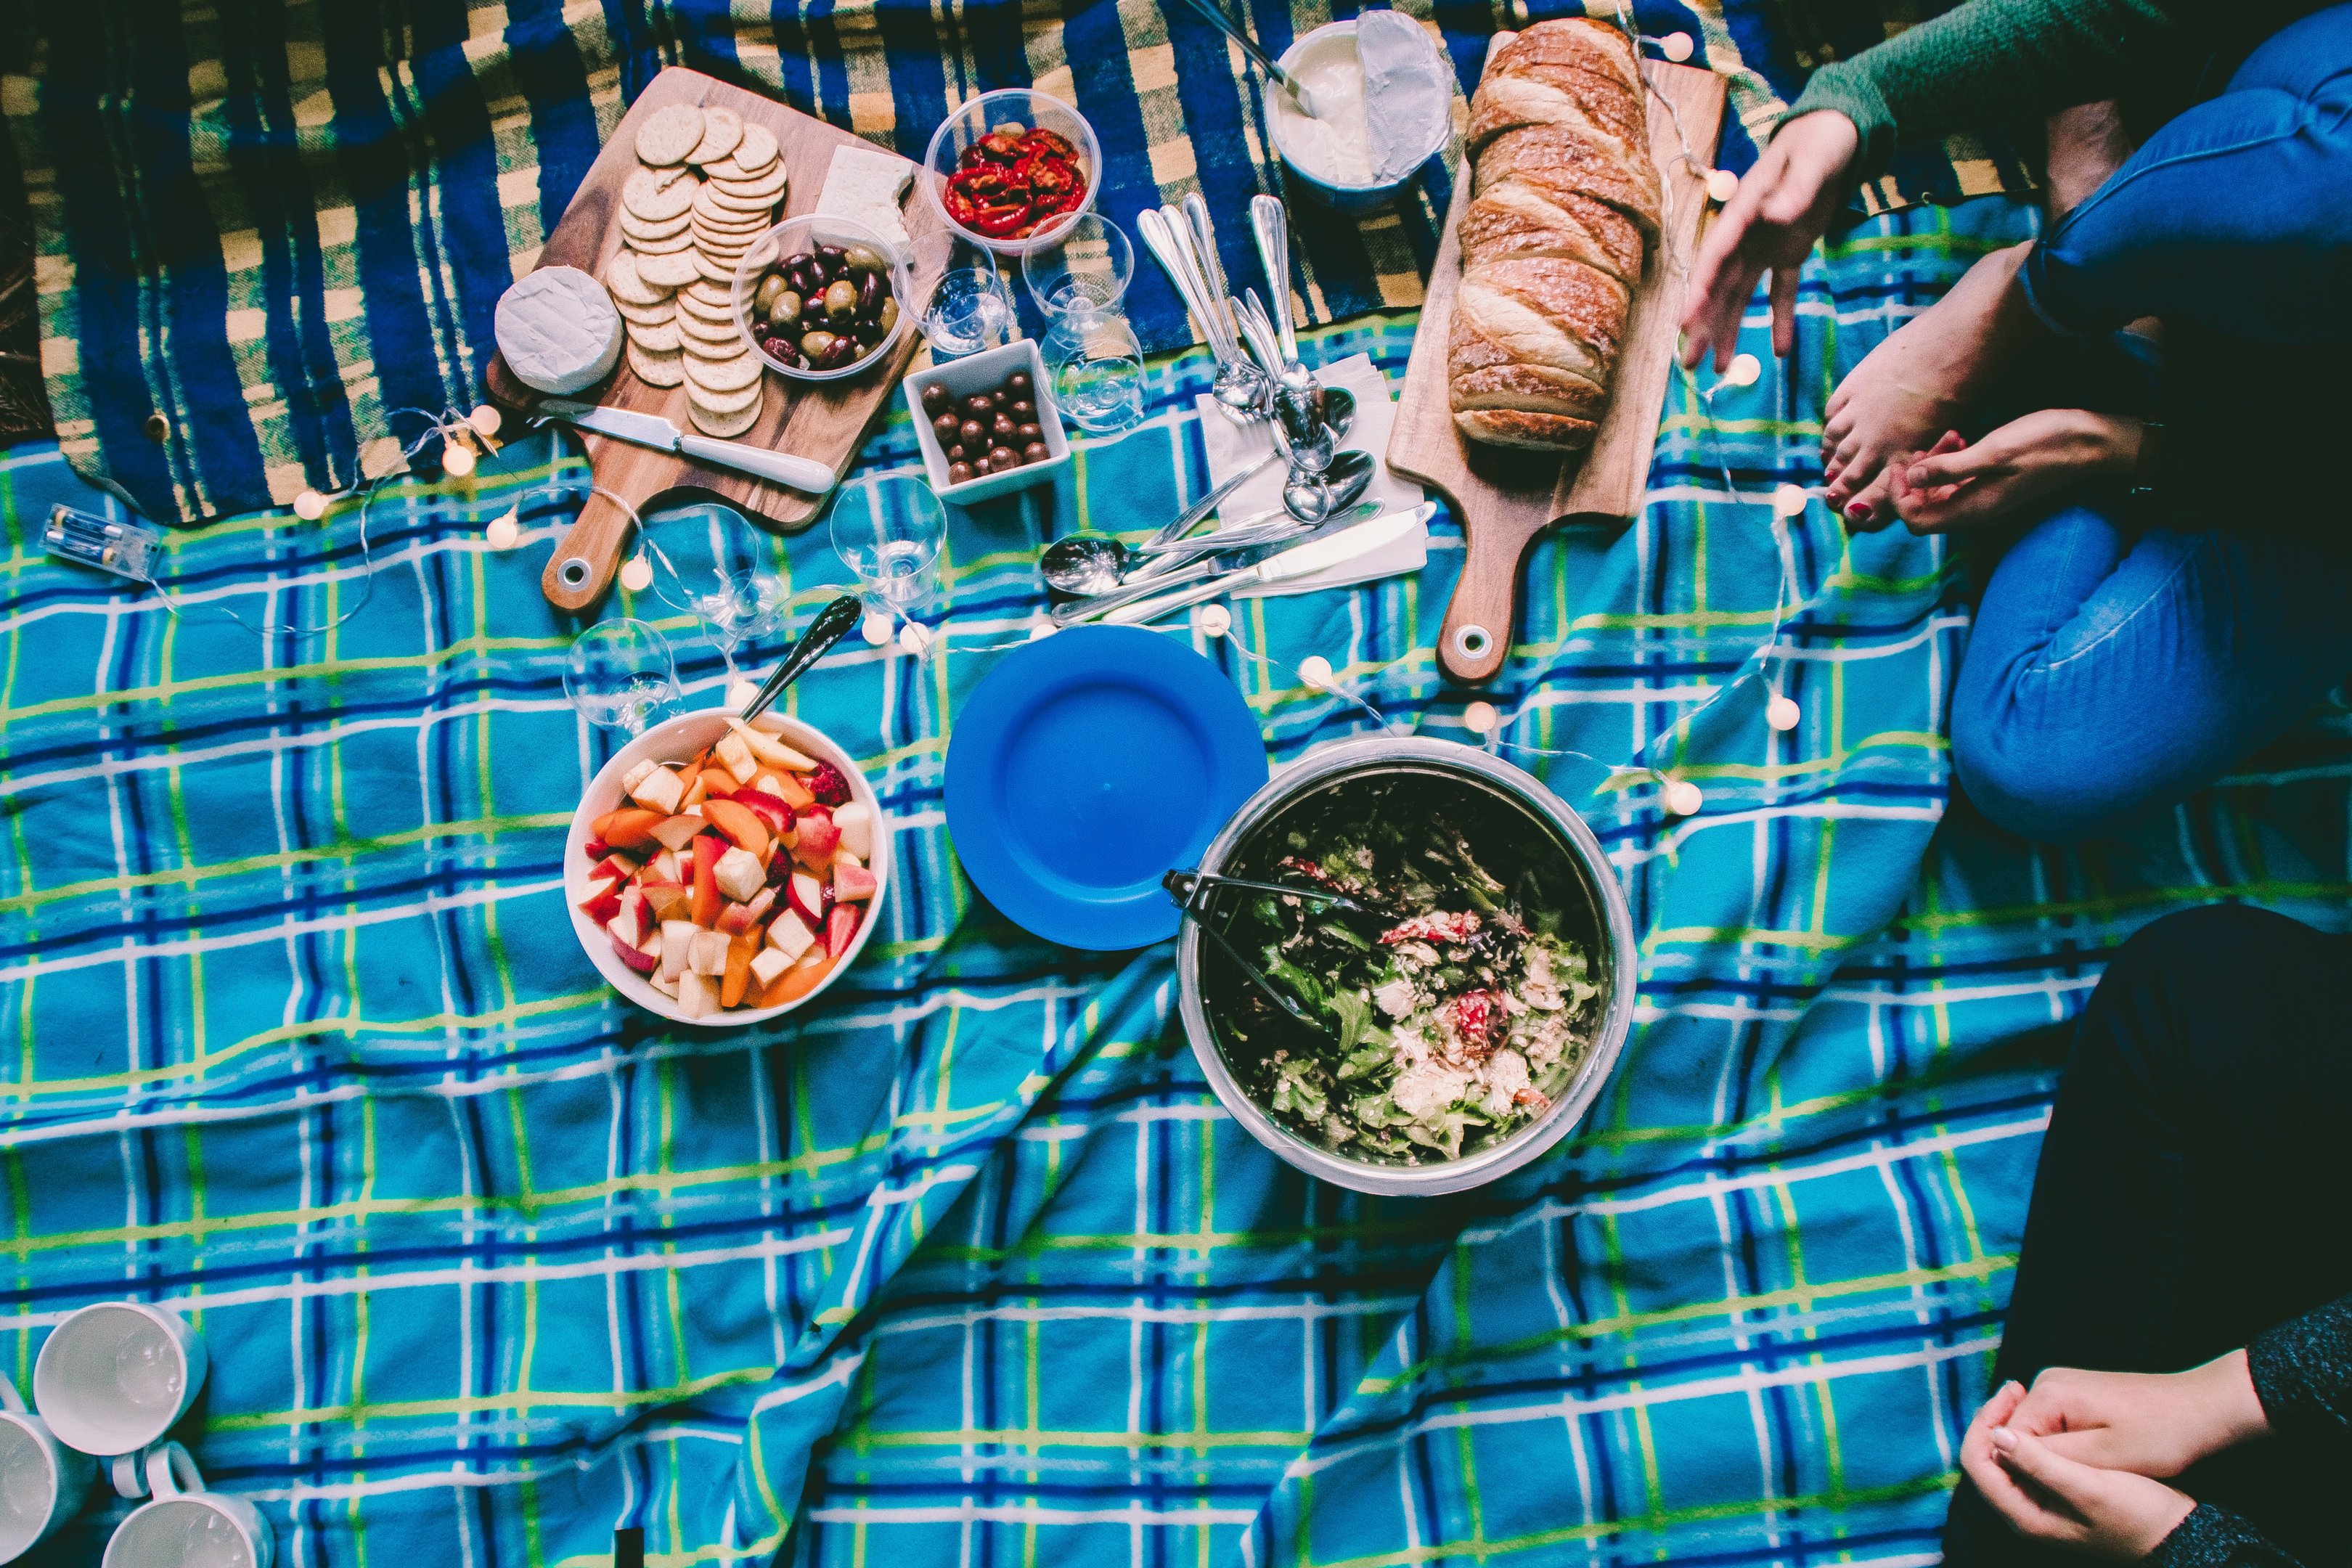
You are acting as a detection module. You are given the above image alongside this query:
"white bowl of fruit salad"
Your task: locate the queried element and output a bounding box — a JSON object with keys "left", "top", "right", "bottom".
{"left": 566, "top": 707, "right": 889, "bottom": 1025}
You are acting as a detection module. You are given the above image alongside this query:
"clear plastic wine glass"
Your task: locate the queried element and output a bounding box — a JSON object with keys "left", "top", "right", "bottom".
{"left": 563, "top": 620, "right": 685, "bottom": 738}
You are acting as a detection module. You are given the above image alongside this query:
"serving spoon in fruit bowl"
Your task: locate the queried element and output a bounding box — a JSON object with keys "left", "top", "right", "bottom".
{"left": 737, "top": 595, "right": 865, "bottom": 725}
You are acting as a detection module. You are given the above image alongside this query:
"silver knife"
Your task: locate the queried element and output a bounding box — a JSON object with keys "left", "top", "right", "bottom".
{"left": 534, "top": 399, "right": 837, "bottom": 496}
{"left": 1104, "top": 502, "right": 1436, "bottom": 624}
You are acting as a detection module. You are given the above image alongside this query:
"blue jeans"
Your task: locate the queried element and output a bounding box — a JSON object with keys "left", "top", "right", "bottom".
{"left": 1941, "top": 907, "right": 2352, "bottom": 1565}
{"left": 1954, "top": 4, "right": 2352, "bottom": 843}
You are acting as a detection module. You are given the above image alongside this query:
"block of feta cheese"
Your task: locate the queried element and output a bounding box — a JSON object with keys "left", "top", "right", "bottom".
{"left": 813, "top": 144, "right": 915, "bottom": 253}
{"left": 494, "top": 266, "right": 623, "bottom": 395}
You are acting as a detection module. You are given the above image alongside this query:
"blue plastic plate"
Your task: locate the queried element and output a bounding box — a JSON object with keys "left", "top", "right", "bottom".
{"left": 944, "top": 626, "right": 1270, "bottom": 950}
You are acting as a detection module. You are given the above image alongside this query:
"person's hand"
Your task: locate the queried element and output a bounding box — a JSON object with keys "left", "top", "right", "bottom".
{"left": 1961, "top": 1382, "right": 2198, "bottom": 1561}
{"left": 2007, "top": 1353, "right": 2271, "bottom": 1478}
{"left": 1879, "top": 409, "right": 2144, "bottom": 534}
{"left": 1680, "top": 112, "right": 1860, "bottom": 372}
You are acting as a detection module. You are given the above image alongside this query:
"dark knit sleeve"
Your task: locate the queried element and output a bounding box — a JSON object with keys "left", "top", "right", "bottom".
{"left": 2246, "top": 1292, "right": 2352, "bottom": 1436}
{"left": 2147, "top": 1503, "right": 2302, "bottom": 1566}
{"left": 1776, "top": 0, "right": 2181, "bottom": 182}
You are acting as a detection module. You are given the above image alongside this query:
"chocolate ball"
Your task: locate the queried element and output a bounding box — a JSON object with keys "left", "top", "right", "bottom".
{"left": 988, "top": 445, "right": 1018, "bottom": 468}
{"left": 945, "top": 443, "right": 966, "bottom": 462}
{"left": 973, "top": 457, "right": 993, "bottom": 475}
{"left": 933, "top": 412, "right": 962, "bottom": 444}
{"left": 920, "top": 384, "right": 952, "bottom": 416}
{"left": 947, "top": 462, "right": 974, "bottom": 483}
{"left": 963, "top": 394, "right": 995, "bottom": 419}
{"left": 960, "top": 418, "right": 986, "bottom": 447}
{"left": 1022, "top": 441, "right": 1050, "bottom": 463}
{"left": 1016, "top": 422, "right": 1042, "bottom": 443}
{"left": 991, "top": 412, "right": 1017, "bottom": 440}
{"left": 1007, "top": 372, "right": 1032, "bottom": 396}
{"left": 1010, "top": 399, "right": 1035, "bottom": 419}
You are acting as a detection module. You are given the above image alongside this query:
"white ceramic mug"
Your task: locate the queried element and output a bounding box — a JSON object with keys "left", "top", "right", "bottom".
{"left": 32, "top": 1304, "right": 208, "bottom": 1460}
{"left": 0, "top": 1372, "right": 94, "bottom": 1563}
{"left": 100, "top": 1444, "right": 271, "bottom": 1568}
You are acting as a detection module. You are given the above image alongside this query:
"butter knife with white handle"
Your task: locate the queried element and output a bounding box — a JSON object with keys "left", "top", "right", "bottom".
{"left": 1104, "top": 502, "right": 1434, "bottom": 624}
{"left": 534, "top": 399, "right": 837, "bottom": 495}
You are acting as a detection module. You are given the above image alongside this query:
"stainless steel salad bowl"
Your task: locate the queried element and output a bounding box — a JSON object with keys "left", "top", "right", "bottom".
{"left": 1173, "top": 736, "right": 1637, "bottom": 1196}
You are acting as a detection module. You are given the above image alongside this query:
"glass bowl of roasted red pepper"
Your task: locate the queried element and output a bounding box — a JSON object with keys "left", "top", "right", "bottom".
{"left": 921, "top": 89, "right": 1103, "bottom": 258}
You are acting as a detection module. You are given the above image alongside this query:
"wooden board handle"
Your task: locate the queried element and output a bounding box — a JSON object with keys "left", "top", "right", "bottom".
{"left": 1438, "top": 512, "right": 1532, "bottom": 685}
{"left": 541, "top": 486, "right": 634, "bottom": 613}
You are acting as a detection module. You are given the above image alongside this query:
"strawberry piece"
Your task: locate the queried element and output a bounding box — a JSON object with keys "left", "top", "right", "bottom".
{"left": 824, "top": 903, "right": 861, "bottom": 960}
{"left": 807, "top": 763, "right": 852, "bottom": 807}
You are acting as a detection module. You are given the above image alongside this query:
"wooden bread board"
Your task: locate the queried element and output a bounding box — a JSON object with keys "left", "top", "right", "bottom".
{"left": 484, "top": 67, "right": 945, "bottom": 613}
{"left": 1388, "top": 50, "right": 1726, "bottom": 685}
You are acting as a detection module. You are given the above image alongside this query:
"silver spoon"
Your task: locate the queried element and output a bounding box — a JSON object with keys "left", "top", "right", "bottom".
{"left": 1170, "top": 0, "right": 1320, "bottom": 118}
{"left": 1139, "top": 385, "right": 1355, "bottom": 552}
{"left": 1283, "top": 446, "right": 1373, "bottom": 523}
{"left": 1049, "top": 499, "right": 1387, "bottom": 625}
{"left": 1042, "top": 453, "right": 1375, "bottom": 595}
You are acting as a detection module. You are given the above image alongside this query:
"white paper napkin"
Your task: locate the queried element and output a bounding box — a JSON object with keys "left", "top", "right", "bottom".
{"left": 1191, "top": 354, "right": 1427, "bottom": 597}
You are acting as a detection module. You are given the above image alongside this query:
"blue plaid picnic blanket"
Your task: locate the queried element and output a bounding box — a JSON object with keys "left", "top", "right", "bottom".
{"left": 9, "top": 191, "right": 2348, "bottom": 1568}
{"left": 3, "top": 0, "right": 2037, "bottom": 525}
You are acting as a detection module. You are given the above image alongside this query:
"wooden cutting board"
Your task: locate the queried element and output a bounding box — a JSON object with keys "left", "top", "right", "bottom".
{"left": 1388, "top": 48, "right": 1726, "bottom": 685}
{"left": 484, "top": 67, "right": 947, "bottom": 614}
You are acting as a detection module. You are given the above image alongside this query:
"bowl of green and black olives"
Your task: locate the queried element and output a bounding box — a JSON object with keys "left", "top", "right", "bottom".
{"left": 732, "top": 216, "right": 912, "bottom": 382}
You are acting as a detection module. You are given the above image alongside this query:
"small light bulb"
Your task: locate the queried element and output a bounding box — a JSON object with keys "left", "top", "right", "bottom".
{"left": 861, "top": 611, "right": 895, "bottom": 647}
{"left": 1705, "top": 168, "right": 1739, "bottom": 203}
{"left": 469, "top": 404, "right": 503, "bottom": 437}
{"left": 1297, "top": 655, "right": 1335, "bottom": 690}
{"left": 1664, "top": 779, "right": 1704, "bottom": 816}
{"left": 1193, "top": 603, "right": 1232, "bottom": 639}
{"left": 442, "top": 441, "right": 476, "bottom": 478}
{"left": 898, "top": 621, "right": 934, "bottom": 656}
{"left": 483, "top": 510, "right": 520, "bottom": 550}
{"left": 1661, "top": 30, "right": 1694, "bottom": 61}
{"left": 1724, "top": 354, "right": 1761, "bottom": 388}
{"left": 1028, "top": 621, "right": 1058, "bottom": 640}
{"left": 1463, "top": 700, "right": 1499, "bottom": 737}
{"left": 618, "top": 554, "right": 653, "bottom": 592}
{"left": 1767, "top": 694, "right": 1800, "bottom": 731}
{"left": 293, "top": 489, "right": 327, "bottom": 522}
{"left": 1772, "top": 483, "right": 1809, "bottom": 518}
{"left": 726, "top": 678, "right": 759, "bottom": 711}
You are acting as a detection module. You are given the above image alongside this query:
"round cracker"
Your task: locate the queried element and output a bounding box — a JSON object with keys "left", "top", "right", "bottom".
{"left": 683, "top": 280, "right": 737, "bottom": 307}
{"left": 698, "top": 186, "right": 782, "bottom": 216}
{"left": 681, "top": 346, "right": 761, "bottom": 391}
{"left": 687, "top": 107, "right": 743, "bottom": 166}
{"left": 634, "top": 103, "right": 706, "bottom": 168}
{"left": 693, "top": 199, "right": 771, "bottom": 224}
{"left": 620, "top": 210, "right": 692, "bottom": 242}
{"left": 676, "top": 290, "right": 740, "bottom": 323}
{"left": 614, "top": 296, "right": 678, "bottom": 326}
{"left": 730, "top": 123, "right": 777, "bottom": 173}
{"left": 678, "top": 312, "right": 743, "bottom": 347}
{"left": 710, "top": 166, "right": 788, "bottom": 199}
{"left": 685, "top": 374, "right": 763, "bottom": 415}
{"left": 602, "top": 249, "right": 671, "bottom": 306}
{"left": 687, "top": 396, "right": 762, "bottom": 438}
{"left": 694, "top": 249, "right": 749, "bottom": 286}
{"left": 625, "top": 317, "right": 683, "bottom": 354}
{"left": 635, "top": 248, "right": 703, "bottom": 287}
{"left": 692, "top": 221, "right": 764, "bottom": 245}
{"left": 621, "top": 166, "right": 698, "bottom": 222}
{"left": 629, "top": 229, "right": 695, "bottom": 256}
{"left": 627, "top": 343, "right": 685, "bottom": 387}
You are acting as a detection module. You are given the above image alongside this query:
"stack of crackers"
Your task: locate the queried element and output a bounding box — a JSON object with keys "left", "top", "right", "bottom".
{"left": 606, "top": 103, "right": 788, "bottom": 438}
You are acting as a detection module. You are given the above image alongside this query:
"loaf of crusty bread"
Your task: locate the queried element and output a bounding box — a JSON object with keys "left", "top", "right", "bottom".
{"left": 1450, "top": 20, "right": 1654, "bottom": 452}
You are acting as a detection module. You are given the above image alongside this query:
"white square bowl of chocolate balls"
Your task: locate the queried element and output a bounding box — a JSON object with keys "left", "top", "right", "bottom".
{"left": 903, "top": 340, "right": 1071, "bottom": 506}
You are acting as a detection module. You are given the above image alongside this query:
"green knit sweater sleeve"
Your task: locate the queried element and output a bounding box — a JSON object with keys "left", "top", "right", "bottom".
{"left": 1779, "top": 0, "right": 2181, "bottom": 181}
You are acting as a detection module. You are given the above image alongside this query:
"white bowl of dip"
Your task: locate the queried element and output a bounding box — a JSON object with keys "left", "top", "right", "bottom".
{"left": 1266, "top": 18, "right": 1455, "bottom": 211}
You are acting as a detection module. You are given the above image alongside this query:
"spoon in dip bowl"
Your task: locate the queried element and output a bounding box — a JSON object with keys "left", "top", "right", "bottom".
{"left": 1172, "top": 0, "right": 1319, "bottom": 117}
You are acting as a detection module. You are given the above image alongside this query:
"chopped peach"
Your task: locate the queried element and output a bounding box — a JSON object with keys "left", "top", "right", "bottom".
{"left": 770, "top": 771, "right": 815, "bottom": 809}
{"left": 772, "top": 953, "right": 833, "bottom": 1003}
{"left": 701, "top": 799, "right": 770, "bottom": 862}
{"left": 719, "top": 934, "right": 756, "bottom": 1008}
{"left": 690, "top": 836, "right": 723, "bottom": 928}
{"left": 600, "top": 809, "right": 669, "bottom": 850}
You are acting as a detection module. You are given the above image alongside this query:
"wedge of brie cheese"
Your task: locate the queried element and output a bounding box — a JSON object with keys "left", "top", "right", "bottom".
{"left": 495, "top": 266, "right": 624, "bottom": 395}
{"left": 813, "top": 144, "right": 916, "bottom": 253}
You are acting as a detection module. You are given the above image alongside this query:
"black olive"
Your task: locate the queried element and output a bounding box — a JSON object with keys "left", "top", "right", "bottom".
{"left": 852, "top": 317, "right": 884, "bottom": 345}
{"left": 921, "top": 384, "right": 952, "bottom": 415}
{"left": 817, "top": 244, "right": 846, "bottom": 264}
{"left": 783, "top": 250, "right": 814, "bottom": 270}
{"left": 933, "top": 412, "right": 962, "bottom": 443}
{"left": 821, "top": 336, "right": 860, "bottom": 369}
{"left": 856, "top": 271, "right": 881, "bottom": 317}
{"left": 947, "top": 462, "right": 974, "bottom": 483}
{"left": 1021, "top": 441, "right": 1050, "bottom": 463}
{"left": 960, "top": 418, "right": 985, "bottom": 447}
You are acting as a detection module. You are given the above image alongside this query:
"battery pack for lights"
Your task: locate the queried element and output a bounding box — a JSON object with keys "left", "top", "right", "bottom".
{"left": 44, "top": 505, "right": 163, "bottom": 582}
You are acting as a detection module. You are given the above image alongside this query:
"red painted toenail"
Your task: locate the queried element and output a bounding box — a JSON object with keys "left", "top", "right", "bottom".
{"left": 1846, "top": 504, "right": 1871, "bottom": 520}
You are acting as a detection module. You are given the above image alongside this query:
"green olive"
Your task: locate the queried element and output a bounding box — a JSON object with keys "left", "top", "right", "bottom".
{"left": 799, "top": 329, "right": 838, "bottom": 361}
{"left": 841, "top": 244, "right": 886, "bottom": 274}
{"left": 754, "top": 274, "right": 788, "bottom": 320}
{"left": 875, "top": 297, "right": 900, "bottom": 335}
{"left": 769, "top": 290, "right": 803, "bottom": 329}
{"left": 823, "top": 279, "right": 859, "bottom": 322}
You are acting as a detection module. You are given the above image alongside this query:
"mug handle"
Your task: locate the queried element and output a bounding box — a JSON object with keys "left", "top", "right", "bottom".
{"left": 0, "top": 1371, "right": 23, "bottom": 1415}
{"left": 145, "top": 1440, "right": 203, "bottom": 1500}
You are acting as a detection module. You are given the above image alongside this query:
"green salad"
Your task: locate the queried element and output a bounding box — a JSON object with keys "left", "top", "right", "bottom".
{"left": 1204, "top": 774, "right": 1600, "bottom": 1163}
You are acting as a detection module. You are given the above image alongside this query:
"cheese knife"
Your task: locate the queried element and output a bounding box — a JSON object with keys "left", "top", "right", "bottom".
{"left": 534, "top": 399, "right": 837, "bottom": 495}
{"left": 1103, "top": 502, "right": 1436, "bottom": 624}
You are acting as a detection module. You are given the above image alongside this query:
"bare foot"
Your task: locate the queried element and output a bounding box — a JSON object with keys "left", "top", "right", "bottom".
{"left": 1821, "top": 242, "right": 2043, "bottom": 524}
